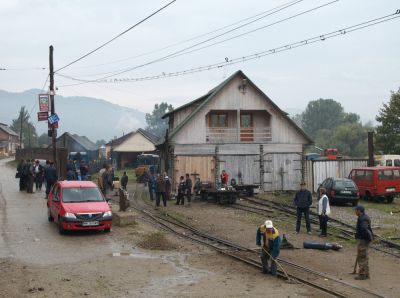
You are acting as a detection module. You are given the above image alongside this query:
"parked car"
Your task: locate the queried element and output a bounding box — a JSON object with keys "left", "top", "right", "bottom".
{"left": 317, "top": 177, "right": 359, "bottom": 206}
{"left": 47, "top": 181, "right": 112, "bottom": 234}
{"left": 349, "top": 167, "right": 400, "bottom": 203}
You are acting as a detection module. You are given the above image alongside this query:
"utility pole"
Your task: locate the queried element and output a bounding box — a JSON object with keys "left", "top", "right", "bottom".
{"left": 19, "top": 109, "right": 23, "bottom": 149}
{"left": 49, "top": 45, "right": 57, "bottom": 164}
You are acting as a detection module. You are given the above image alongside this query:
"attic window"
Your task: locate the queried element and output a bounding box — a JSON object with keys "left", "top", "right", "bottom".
{"left": 209, "top": 113, "right": 227, "bottom": 127}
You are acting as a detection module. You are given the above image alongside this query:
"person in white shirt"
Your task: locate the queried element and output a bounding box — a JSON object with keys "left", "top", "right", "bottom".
{"left": 317, "top": 188, "right": 330, "bottom": 237}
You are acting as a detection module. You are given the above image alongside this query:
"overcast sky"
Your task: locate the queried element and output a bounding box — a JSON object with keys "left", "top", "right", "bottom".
{"left": 1, "top": 0, "right": 399, "bottom": 123}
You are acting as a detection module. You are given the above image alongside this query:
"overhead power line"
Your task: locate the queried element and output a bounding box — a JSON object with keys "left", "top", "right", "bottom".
{"left": 68, "top": 0, "right": 305, "bottom": 70}
{"left": 56, "top": 11, "right": 400, "bottom": 87}
{"left": 54, "top": 0, "right": 177, "bottom": 73}
{"left": 60, "top": 0, "right": 337, "bottom": 80}
{"left": 0, "top": 67, "right": 46, "bottom": 71}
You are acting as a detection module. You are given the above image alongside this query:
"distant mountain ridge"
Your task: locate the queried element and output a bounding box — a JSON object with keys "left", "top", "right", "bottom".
{"left": 0, "top": 89, "right": 146, "bottom": 141}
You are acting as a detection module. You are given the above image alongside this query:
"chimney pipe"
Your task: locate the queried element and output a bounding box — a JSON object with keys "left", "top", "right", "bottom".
{"left": 367, "top": 131, "right": 374, "bottom": 167}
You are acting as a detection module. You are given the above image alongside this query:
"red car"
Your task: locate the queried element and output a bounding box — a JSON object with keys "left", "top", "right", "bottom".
{"left": 47, "top": 181, "right": 112, "bottom": 234}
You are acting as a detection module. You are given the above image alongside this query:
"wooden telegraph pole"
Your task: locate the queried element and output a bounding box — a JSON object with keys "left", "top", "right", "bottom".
{"left": 49, "top": 45, "right": 57, "bottom": 164}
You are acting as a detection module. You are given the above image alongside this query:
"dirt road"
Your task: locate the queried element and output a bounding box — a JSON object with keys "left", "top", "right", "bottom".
{"left": 0, "top": 159, "right": 308, "bottom": 298}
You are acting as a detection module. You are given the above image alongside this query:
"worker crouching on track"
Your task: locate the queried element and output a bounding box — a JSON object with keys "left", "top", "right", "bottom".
{"left": 256, "top": 220, "right": 281, "bottom": 276}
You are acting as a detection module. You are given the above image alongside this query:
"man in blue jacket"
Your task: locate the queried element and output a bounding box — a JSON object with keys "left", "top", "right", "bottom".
{"left": 293, "top": 181, "right": 312, "bottom": 234}
{"left": 256, "top": 220, "right": 281, "bottom": 276}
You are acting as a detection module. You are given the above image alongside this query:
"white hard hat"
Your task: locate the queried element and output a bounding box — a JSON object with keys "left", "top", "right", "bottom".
{"left": 264, "top": 220, "right": 273, "bottom": 228}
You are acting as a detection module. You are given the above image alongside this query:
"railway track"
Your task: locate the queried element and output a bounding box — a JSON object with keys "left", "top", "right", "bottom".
{"left": 240, "top": 196, "right": 400, "bottom": 258}
{"left": 131, "top": 201, "right": 385, "bottom": 298}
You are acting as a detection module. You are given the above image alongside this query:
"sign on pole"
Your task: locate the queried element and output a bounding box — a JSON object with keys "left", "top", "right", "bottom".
{"left": 37, "top": 111, "right": 48, "bottom": 121}
{"left": 48, "top": 113, "right": 60, "bottom": 125}
{"left": 38, "top": 94, "right": 50, "bottom": 112}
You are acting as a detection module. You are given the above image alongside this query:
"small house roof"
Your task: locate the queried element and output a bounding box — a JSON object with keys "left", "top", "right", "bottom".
{"left": 106, "top": 129, "right": 159, "bottom": 146}
{"left": 0, "top": 123, "right": 19, "bottom": 137}
{"left": 56, "top": 132, "right": 98, "bottom": 151}
{"left": 162, "top": 70, "right": 313, "bottom": 143}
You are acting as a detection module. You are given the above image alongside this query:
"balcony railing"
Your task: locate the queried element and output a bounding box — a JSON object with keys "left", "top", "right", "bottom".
{"left": 206, "top": 127, "right": 272, "bottom": 143}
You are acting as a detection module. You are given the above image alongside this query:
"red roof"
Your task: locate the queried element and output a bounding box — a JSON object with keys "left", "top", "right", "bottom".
{"left": 58, "top": 181, "right": 98, "bottom": 188}
{"left": 351, "top": 166, "right": 400, "bottom": 170}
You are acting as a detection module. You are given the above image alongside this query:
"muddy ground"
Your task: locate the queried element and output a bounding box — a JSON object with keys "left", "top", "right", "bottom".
{"left": 0, "top": 159, "right": 309, "bottom": 298}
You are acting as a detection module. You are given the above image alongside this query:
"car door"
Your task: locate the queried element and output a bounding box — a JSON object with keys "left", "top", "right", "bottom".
{"left": 50, "top": 185, "right": 61, "bottom": 221}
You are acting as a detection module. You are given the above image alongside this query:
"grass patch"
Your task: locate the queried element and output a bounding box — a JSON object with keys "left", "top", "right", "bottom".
{"left": 91, "top": 168, "right": 137, "bottom": 182}
{"left": 137, "top": 231, "right": 177, "bottom": 250}
{"left": 359, "top": 199, "right": 400, "bottom": 214}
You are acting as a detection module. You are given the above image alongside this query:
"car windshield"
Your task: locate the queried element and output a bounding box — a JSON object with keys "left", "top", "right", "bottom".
{"left": 334, "top": 180, "right": 356, "bottom": 189}
{"left": 62, "top": 187, "right": 104, "bottom": 203}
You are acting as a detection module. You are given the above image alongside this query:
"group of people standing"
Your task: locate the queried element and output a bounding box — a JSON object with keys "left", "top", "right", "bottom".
{"left": 293, "top": 181, "right": 373, "bottom": 280}
{"left": 146, "top": 172, "right": 173, "bottom": 208}
{"left": 16, "top": 159, "right": 58, "bottom": 198}
{"left": 66, "top": 159, "right": 89, "bottom": 181}
{"left": 144, "top": 171, "right": 195, "bottom": 208}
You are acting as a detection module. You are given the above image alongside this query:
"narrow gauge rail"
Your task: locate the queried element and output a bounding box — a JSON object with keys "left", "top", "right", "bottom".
{"left": 240, "top": 197, "right": 400, "bottom": 257}
{"left": 130, "top": 203, "right": 385, "bottom": 298}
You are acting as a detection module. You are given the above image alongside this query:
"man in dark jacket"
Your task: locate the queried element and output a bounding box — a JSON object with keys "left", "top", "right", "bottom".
{"left": 120, "top": 171, "right": 128, "bottom": 191}
{"left": 185, "top": 173, "right": 192, "bottom": 205}
{"left": 44, "top": 161, "right": 58, "bottom": 198}
{"left": 155, "top": 174, "right": 166, "bottom": 208}
{"left": 26, "top": 159, "right": 35, "bottom": 193}
{"left": 293, "top": 181, "right": 312, "bottom": 234}
{"left": 17, "top": 159, "right": 26, "bottom": 191}
{"left": 354, "top": 205, "right": 373, "bottom": 280}
{"left": 176, "top": 176, "right": 186, "bottom": 205}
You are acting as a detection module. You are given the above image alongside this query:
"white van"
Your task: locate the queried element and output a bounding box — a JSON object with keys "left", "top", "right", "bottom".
{"left": 377, "top": 155, "right": 400, "bottom": 167}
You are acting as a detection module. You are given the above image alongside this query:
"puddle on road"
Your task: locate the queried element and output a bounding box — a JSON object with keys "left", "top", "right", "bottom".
{"left": 118, "top": 248, "right": 212, "bottom": 298}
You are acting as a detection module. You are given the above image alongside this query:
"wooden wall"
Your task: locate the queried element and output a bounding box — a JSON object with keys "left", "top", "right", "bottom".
{"left": 171, "top": 74, "right": 308, "bottom": 145}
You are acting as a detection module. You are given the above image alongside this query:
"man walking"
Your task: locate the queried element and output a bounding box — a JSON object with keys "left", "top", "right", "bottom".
{"left": 354, "top": 205, "right": 373, "bottom": 280}
{"left": 26, "top": 159, "right": 35, "bottom": 194}
{"left": 44, "top": 161, "right": 58, "bottom": 199}
{"left": 256, "top": 220, "right": 281, "bottom": 276}
{"left": 293, "top": 181, "right": 312, "bottom": 234}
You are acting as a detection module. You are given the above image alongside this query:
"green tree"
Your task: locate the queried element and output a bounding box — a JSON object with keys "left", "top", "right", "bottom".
{"left": 37, "top": 133, "right": 51, "bottom": 148}
{"left": 10, "top": 106, "right": 38, "bottom": 148}
{"left": 145, "top": 102, "right": 174, "bottom": 138}
{"left": 301, "top": 99, "right": 345, "bottom": 139}
{"left": 331, "top": 122, "right": 368, "bottom": 157}
{"left": 375, "top": 89, "right": 400, "bottom": 154}
{"left": 95, "top": 139, "right": 106, "bottom": 147}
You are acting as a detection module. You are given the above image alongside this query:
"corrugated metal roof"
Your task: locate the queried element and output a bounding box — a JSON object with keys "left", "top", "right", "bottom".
{"left": 0, "top": 124, "right": 19, "bottom": 137}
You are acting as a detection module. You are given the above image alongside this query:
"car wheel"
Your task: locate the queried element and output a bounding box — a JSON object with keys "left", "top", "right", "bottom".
{"left": 47, "top": 209, "right": 54, "bottom": 222}
{"left": 58, "top": 218, "right": 66, "bottom": 235}
{"left": 104, "top": 228, "right": 111, "bottom": 233}
{"left": 387, "top": 196, "right": 394, "bottom": 204}
{"left": 352, "top": 200, "right": 358, "bottom": 207}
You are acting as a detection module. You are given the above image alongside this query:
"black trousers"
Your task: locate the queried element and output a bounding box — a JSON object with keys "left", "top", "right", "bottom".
{"left": 296, "top": 207, "right": 311, "bottom": 232}
{"left": 156, "top": 192, "right": 166, "bottom": 207}
{"left": 186, "top": 191, "right": 192, "bottom": 203}
{"left": 26, "top": 176, "right": 34, "bottom": 193}
{"left": 176, "top": 193, "right": 184, "bottom": 205}
{"left": 19, "top": 176, "right": 26, "bottom": 191}
{"left": 35, "top": 175, "right": 43, "bottom": 190}
{"left": 319, "top": 215, "right": 329, "bottom": 236}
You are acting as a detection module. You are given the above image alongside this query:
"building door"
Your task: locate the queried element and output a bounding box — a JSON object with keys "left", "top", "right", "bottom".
{"left": 240, "top": 113, "right": 253, "bottom": 142}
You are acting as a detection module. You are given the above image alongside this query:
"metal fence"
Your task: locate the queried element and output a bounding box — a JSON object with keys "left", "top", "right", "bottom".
{"left": 305, "top": 159, "right": 368, "bottom": 192}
